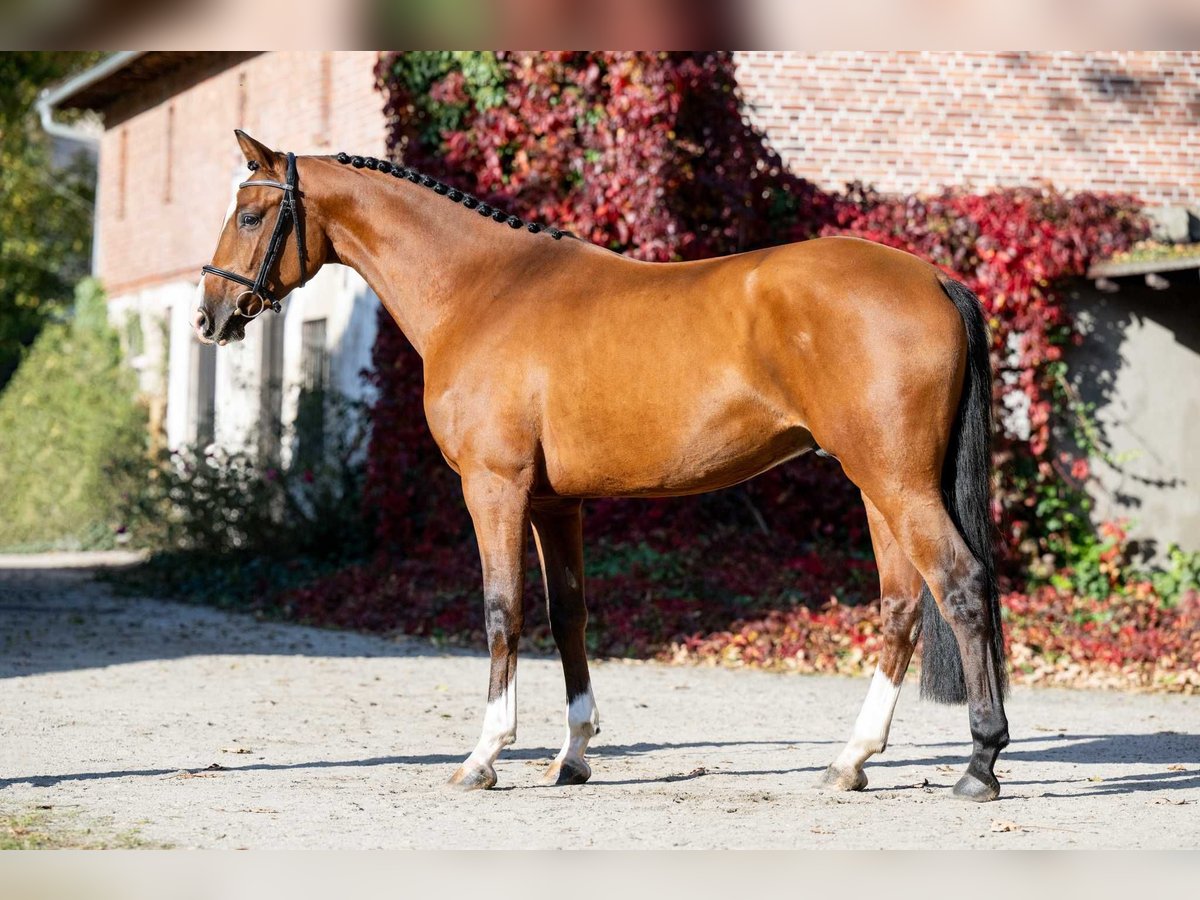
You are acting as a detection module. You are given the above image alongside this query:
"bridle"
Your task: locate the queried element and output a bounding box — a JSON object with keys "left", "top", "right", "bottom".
{"left": 201, "top": 151, "right": 307, "bottom": 320}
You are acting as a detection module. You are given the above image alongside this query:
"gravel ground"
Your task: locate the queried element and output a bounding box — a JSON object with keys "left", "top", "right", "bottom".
{"left": 1, "top": 553, "right": 1197, "bottom": 849}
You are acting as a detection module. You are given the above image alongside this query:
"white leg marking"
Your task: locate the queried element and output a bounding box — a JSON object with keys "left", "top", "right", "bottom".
{"left": 464, "top": 679, "right": 517, "bottom": 771}
{"left": 833, "top": 667, "right": 903, "bottom": 773}
{"left": 542, "top": 683, "right": 599, "bottom": 784}
{"left": 555, "top": 684, "right": 599, "bottom": 765}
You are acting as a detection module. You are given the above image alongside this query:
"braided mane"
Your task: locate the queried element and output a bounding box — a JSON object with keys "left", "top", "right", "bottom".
{"left": 334, "top": 152, "right": 570, "bottom": 241}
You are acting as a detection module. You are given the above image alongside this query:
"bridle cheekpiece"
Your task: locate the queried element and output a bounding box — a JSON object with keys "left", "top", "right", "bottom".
{"left": 201, "top": 151, "right": 307, "bottom": 320}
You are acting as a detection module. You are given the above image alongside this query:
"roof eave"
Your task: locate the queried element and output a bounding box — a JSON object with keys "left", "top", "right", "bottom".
{"left": 38, "top": 51, "right": 146, "bottom": 113}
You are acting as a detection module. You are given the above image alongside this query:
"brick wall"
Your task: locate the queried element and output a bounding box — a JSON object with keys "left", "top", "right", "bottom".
{"left": 734, "top": 51, "right": 1200, "bottom": 206}
{"left": 95, "top": 51, "right": 386, "bottom": 296}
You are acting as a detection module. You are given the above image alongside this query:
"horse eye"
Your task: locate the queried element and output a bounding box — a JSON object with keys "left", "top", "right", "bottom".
{"left": 239, "top": 213, "right": 261, "bottom": 228}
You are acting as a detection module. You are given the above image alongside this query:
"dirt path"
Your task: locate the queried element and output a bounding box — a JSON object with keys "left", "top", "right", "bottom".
{"left": 1, "top": 554, "right": 1197, "bottom": 849}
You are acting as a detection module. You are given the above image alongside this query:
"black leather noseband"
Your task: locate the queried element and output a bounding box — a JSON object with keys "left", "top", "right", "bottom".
{"left": 202, "top": 151, "right": 307, "bottom": 319}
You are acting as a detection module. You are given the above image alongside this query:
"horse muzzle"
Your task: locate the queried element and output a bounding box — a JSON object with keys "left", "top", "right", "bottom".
{"left": 194, "top": 304, "right": 247, "bottom": 346}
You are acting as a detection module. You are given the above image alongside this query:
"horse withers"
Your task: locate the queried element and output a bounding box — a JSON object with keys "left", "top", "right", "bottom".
{"left": 198, "top": 131, "right": 1009, "bottom": 801}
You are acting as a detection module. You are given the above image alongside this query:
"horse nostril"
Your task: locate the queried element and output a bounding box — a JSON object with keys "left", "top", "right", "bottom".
{"left": 194, "top": 307, "right": 213, "bottom": 338}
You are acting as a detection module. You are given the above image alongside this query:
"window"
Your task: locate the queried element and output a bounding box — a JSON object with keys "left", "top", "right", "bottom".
{"left": 194, "top": 342, "right": 216, "bottom": 447}
{"left": 317, "top": 52, "right": 332, "bottom": 146}
{"left": 295, "top": 318, "right": 328, "bottom": 466}
{"left": 258, "top": 311, "right": 285, "bottom": 462}
{"left": 117, "top": 127, "right": 128, "bottom": 219}
{"left": 164, "top": 102, "right": 175, "bottom": 203}
{"left": 301, "top": 318, "right": 329, "bottom": 393}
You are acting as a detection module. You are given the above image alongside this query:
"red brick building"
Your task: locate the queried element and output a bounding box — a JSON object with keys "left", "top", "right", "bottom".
{"left": 736, "top": 51, "right": 1200, "bottom": 206}
{"left": 43, "top": 51, "right": 1200, "bottom": 552}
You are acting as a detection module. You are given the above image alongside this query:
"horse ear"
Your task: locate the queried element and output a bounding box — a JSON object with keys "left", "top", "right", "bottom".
{"left": 235, "top": 130, "right": 280, "bottom": 171}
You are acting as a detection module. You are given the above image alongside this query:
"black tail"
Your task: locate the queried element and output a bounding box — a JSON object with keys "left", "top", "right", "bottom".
{"left": 919, "top": 278, "right": 1008, "bottom": 704}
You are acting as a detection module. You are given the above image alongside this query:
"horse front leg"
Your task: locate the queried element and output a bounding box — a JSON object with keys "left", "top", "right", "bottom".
{"left": 447, "top": 468, "right": 531, "bottom": 791}
{"left": 531, "top": 499, "right": 600, "bottom": 786}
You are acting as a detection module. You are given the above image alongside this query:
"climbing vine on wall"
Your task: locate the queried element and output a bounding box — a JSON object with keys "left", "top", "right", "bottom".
{"left": 823, "top": 185, "right": 1147, "bottom": 573}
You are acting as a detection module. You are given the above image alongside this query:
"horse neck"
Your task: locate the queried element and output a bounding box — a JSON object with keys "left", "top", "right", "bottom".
{"left": 310, "top": 159, "right": 505, "bottom": 358}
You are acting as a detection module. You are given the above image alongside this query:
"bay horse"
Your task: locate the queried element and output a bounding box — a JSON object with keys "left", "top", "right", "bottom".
{"left": 199, "top": 131, "right": 1009, "bottom": 801}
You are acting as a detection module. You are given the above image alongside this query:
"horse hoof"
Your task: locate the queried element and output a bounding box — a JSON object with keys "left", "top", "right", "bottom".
{"left": 818, "top": 764, "right": 867, "bottom": 792}
{"left": 447, "top": 763, "right": 497, "bottom": 791}
{"left": 952, "top": 771, "right": 1000, "bottom": 802}
{"left": 542, "top": 757, "right": 591, "bottom": 786}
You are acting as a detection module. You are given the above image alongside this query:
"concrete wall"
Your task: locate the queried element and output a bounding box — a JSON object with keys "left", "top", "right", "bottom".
{"left": 1066, "top": 278, "right": 1200, "bottom": 557}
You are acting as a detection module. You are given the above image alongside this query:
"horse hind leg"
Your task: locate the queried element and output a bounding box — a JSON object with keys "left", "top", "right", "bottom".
{"left": 871, "top": 487, "right": 1009, "bottom": 802}
{"left": 820, "top": 493, "right": 924, "bottom": 792}
{"left": 531, "top": 500, "right": 600, "bottom": 786}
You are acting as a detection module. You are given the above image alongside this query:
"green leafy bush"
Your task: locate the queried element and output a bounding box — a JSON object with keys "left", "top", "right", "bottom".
{"left": 380, "top": 50, "right": 505, "bottom": 148}
{"left": 1153, "top": 545, "right": 1200, "bottom": 603}
{"left": 123, "top": 441, "right": 366, "bottom": 559}
{"left": 110, "top": 390, "right": 370, "bottom": 607}
{"left": 1047, "top": 518, "right": 1200, "bottom": 603}
{"left": 0, "top": 278, "right": 147, "bottom": 550}
{"left": 0, "top": 52, "right": 100, "bottom": 386}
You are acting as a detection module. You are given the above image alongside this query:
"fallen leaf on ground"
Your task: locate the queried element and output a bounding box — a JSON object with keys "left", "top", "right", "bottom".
{"left": 1167, "top": 764, "right": 1187, "bottom": 772}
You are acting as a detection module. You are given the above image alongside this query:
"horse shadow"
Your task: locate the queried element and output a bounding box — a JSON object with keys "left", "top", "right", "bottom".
{"left": 3, "top": 732, "right": 1196, "bottom": 796}
{"left": 869, "top": 730, "right": 1200, "bottom": 797}
{"left": 0, "top": 739, "right": 821, "bottom": 790}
